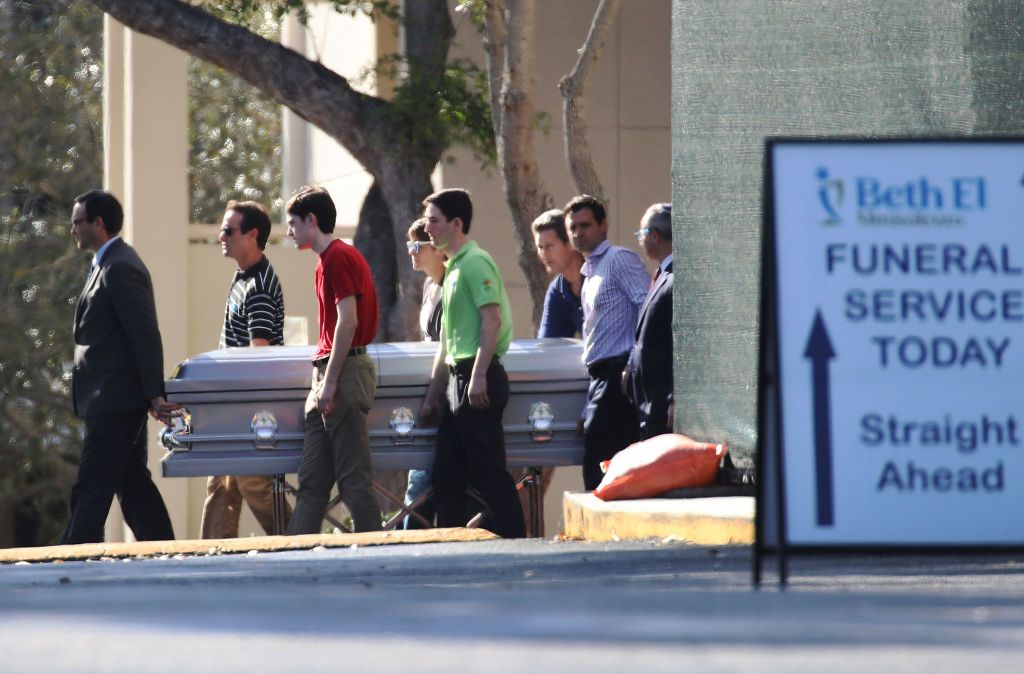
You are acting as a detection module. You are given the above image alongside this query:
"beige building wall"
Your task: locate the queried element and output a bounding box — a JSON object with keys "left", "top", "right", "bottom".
{"left": 304, "top": 6, "right": 381, "bottom": 227}
{"left": 107, "top": 1, "right": 669, "bottom": 539}
{"left": 103, "top": 20, "right": 193, "bottom": 540}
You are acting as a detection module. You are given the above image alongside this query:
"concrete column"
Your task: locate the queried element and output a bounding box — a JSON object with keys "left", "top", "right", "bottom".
{"left": 102, "top": 15, "right": 126, "bottom": 543}
{"left": 669, "top": 2, "right": 1024, "bottom": 464}
{"left": 102, "top": 16, "right": 125, "bottom": 197}
{"left": 281, "top": 12, "right": 309, "bottom": 201}
{"left": 122, "top": 28, "right": 191, "bottom": 538}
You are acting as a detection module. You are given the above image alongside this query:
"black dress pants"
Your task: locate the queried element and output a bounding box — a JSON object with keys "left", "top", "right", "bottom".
{"left": 61, "top": 410, "right": 174, "bottom": 545}
{"left": 432, "top": 357, "right": 526, "bottom": 539}
{"left": 582, "top": 354, "right": 641, "bottom": 490}
{"left": 628, "top": 373, "right": 672, "bottom": 441}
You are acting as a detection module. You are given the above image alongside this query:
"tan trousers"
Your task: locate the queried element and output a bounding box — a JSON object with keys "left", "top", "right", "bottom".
{"left": 200, "top": 474, "right": 291, "bottom": 538}
{"left": 286, "top": 354, "right": 381, "bottom": 534}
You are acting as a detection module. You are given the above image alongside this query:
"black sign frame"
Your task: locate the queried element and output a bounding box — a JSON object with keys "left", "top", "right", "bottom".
{"left": 754, "top": 136, "right": 1024, "bottom": 586}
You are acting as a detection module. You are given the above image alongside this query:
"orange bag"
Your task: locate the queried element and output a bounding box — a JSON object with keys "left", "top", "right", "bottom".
{"left": 593, "top": 433, "right": 727, "bottom": 501}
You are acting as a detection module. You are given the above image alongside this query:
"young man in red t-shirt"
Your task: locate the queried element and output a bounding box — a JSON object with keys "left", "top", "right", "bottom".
{"left": 285, "top": 186, "right": 381, "bottom": 533}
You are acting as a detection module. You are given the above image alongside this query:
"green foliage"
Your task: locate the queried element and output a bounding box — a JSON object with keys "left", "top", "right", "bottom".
{"left": 0, "top": 0, "right": 104, "bottom": 544}
{"left": 453, "top": 0, "right": 488, "bottom": 29}
{"left": 188, "top": 8, "right": 283, "bottom": 223}
{"left": 200, "top": 0, "right": 400, "bottom": 27}
{"left": 361, "top": 54, "right": 496, "bottom": 168}
{"left": 434, "top": 58, "right": 497, "bottom": 166}
{"left": 198, "top": 1, "right": 497, "bottom": 174}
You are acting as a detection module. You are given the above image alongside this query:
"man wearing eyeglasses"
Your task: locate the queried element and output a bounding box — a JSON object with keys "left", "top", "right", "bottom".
{"left": 565, "top": 195, "right": 649, "bottom": 490}
{"left": 625, "top": 203, "right": 674, "bottom": 440}
{"left": 62, "top": 189, "right": 177, "bottom": 544}
{"left": 200, "top": 200, "right": 292, "bottom": 539}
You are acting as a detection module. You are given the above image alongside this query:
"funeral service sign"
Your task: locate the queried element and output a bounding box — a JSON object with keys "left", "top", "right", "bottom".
{"left": 763, "top": 139, "right": 1024, "bottom": 547}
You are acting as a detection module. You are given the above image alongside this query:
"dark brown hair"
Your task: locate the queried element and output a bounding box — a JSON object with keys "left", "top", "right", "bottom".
{"left": 227, "top": 200, "right": 272, "bottom": 249}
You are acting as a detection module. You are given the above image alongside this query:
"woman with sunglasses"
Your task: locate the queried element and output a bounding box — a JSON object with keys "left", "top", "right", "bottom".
{"left": 402, "top": 218, "right": 446, "bottom": 528}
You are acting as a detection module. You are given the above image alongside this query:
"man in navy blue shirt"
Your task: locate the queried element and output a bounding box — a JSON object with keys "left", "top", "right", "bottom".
{"left": 524, "top": 209, "right": 585, "bottom": 534}
{"left": 532, "top": 209, "right": 584, "bottom": 338}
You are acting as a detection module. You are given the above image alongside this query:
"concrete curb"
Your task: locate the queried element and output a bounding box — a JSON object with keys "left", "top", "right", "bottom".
{"left": 561, "top": 492, "right": 755, "bottom": 544}
{"left": 0, "top": 528, "right": 498, "bottom": 564}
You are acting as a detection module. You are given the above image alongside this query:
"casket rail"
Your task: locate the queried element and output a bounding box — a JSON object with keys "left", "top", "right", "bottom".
{"left": 159, "top": 338, "right": 588, "bottom": 478}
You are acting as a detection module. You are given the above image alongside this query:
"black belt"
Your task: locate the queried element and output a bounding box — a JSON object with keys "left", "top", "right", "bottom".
{"left": 449, "top": 355, "right": 500, "bottom": 375}
{"left": 313, "top": 346, "right": 367, "bottom": 367}
{"left": 586, "top": 353, "right": 629, "bottom": 378}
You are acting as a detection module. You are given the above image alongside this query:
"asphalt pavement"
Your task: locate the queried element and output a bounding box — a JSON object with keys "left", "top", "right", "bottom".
{"left": 3, "top": 538, "right": 1024, "bottom": 673}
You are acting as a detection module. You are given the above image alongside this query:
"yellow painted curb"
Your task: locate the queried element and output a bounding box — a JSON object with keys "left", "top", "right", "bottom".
{"left": 0, "top": 528, "right": 499, "bottom": 564}
{"left": 562, "top": 492, "right": 754, "bottom": 545}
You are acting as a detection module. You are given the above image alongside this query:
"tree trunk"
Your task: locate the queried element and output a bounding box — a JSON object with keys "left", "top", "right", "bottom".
{"left": 558, "top": 0, "right": 621, "bottom": 201}
{"left": 0, "top": 500, "right": 14, "bottom": 549}
{"left": 88, "top": 0, "right": 454, "bottom": 341}
{"left": 376, "top": 164, "right": 435, "bottom": 341}
{"left": 485, "top": 0, "right": 551, "bottom": 332}
{"left": 353, "top": 181, "right": 400, "bottom": 341}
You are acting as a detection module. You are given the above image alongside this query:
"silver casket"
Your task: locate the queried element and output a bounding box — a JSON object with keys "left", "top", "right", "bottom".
{"left": 160, "top": 338, "right": 587, "bottom": 478}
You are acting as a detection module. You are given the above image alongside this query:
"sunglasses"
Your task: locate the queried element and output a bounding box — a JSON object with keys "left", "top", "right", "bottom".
{"left": 219, "top": 226, "right": 240, "bottom": 237}
{"left": 406, "top": 240, "right": 432, "bottom": 254}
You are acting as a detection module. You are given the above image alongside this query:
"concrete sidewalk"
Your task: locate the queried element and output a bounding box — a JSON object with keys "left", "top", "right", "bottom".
{"left": 561, "top": 492, "right": 755, "bottom": 545}
{"left": 0, "top": 495, "right": 755, "bottom": 564}
{"left": 0, "top": 528, "right": 497, "bottom": 564}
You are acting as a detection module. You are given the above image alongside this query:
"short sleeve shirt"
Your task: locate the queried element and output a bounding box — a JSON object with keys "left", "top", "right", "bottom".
{"left": 220, "top": 255, "right": 285, "bottom": 348}
{"left": 537, "top": 273, "right": 583, "bottom": 338}
{"left": 314, "top": 239, "right": 379, "bottom": 359}
{"left": 441, "top": 241, "right": 512, "bottom": 364}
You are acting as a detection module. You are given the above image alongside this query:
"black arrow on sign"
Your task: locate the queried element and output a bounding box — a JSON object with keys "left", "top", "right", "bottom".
{"left": 804, "top": 310, "right": 836, "bottom": 527}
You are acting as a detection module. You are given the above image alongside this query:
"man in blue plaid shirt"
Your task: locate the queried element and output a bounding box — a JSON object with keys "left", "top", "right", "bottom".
{"left": 565, "top": 195, "right": 650, "bottom": 489}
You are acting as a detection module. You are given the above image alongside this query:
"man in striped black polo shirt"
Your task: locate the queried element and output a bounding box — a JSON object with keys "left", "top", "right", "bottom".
{"left": 200, "top": 200, "right": 292, "bottom": 538}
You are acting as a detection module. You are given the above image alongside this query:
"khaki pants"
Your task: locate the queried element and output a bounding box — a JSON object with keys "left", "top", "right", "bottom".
{"left": 286, "top": 354, "right": 381, "bottom": 534}
{"left": 200, "top": 474, "right": 292, "bottom": 538}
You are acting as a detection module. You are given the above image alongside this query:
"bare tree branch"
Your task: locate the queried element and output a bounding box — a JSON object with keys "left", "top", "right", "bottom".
{"left": 486, "top": 0, "right": 550, "bottom": 330}
{"left": 557, "top": 0, "right": 621, "bottom": 200}
{"left": 480, "top": 0, "right": 507, "bottom": 141}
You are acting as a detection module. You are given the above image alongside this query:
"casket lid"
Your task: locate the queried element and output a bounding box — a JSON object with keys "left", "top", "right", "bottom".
{"left": 166, "top": 344, "right": 315, "bottom": 393}
{"left": 165, "top": 338, "right": 585, "bottom": 393}
{"left": 373, "top": 338, "right": 586, "bottom": 385}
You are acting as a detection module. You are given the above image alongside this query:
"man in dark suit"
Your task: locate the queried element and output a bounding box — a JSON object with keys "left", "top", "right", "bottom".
{"left": 62, "top": 189, "right": 177, "bottom": 545}
{"left": 625, "top": 203, "right": 674, "bottom": 440}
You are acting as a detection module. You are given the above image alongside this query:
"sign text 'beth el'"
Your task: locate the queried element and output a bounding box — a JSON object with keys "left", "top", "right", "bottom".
{"left": 770, "top": 140, "right": 1024, "bottom": 546}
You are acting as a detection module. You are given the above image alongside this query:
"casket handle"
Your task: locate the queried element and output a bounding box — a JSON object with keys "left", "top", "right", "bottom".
{"left": 252, "top": 411, "right": 279, "bottom": 450}
{"left": 527, "top": 402, "right": 556, "bottom": 442}
{"left": 389, "top": 407, "right": 416, "bottom": 445}
{"left": 159, "top": 415, "right": 192, "bottom": 450}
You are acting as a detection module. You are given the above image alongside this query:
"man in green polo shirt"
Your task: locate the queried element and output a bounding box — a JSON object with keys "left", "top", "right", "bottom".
{"left": 419, "top": 188, "right": 526, "bottom": 538}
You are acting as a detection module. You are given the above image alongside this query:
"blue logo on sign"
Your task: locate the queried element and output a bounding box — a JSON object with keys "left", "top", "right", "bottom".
{"left": 815, "top": 167, "right": 986, "bottom": 228}
{"left": 816, "top": 167, "right": 844, "bottom": 226}
{"left": 855, "top": 176, "right": 985, "bottom": 211}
